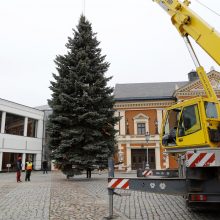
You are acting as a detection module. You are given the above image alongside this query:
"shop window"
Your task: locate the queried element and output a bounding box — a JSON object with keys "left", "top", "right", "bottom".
{"left": 27, "top": 118, "right": 38, "bottom": 138}
{"left": 5, "top": 113, "right": 25, "bottom": 136}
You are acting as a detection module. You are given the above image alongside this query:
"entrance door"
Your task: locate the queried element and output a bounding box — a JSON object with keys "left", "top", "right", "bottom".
{"left": 131, "top": 149, "right": 156, "bottom": 170}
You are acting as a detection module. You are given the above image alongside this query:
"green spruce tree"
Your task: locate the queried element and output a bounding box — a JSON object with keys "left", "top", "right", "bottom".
{"left": 47, "top": 15, "right": 119, "bottom": 177}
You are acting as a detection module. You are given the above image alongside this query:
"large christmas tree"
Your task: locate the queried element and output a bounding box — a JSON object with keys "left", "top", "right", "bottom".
{"left": 47, "top": 15, "right": 119, "bottom": 177}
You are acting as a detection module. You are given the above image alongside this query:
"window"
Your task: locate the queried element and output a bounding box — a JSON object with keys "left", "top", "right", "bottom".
{"left": 5, "top": 113, "right": 25, "bottom": 136}
{"left": 162, "top": 108, "right": 181, "bottom": 146}
{"left": 178, "top": 104, "right": 201, "bottom": 137}
{"left": 204, "top": 102, "right": 218, "bottom": 119}
{"left": 137, "top": 123, "right": 146, "bottom": 135}
{"left": 133, "top": 113, "right": 149, "bottom": 135}
{"left": 163, "top": 108, "right": 180, "bottom": 136}
{"left": 27, "top": 118, "right": 38, "bottom": 138}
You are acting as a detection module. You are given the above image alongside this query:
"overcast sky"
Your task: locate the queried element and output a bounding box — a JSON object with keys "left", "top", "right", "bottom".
{"left": 0, "top": 0, "right": 219, "bottom": 107}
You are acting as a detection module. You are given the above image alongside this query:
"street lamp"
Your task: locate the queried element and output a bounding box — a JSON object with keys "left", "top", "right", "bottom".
{"left": 145, "top": 131, "right": 150, "bottom": 169}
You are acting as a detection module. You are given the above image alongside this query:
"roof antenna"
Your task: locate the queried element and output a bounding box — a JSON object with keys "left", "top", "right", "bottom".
{"left": 83, "top": 0, "right": 86, "bottom": 15}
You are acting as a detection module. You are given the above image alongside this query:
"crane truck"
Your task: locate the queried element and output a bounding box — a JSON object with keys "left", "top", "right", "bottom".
{"left": 108, "top": 0, "right": 220, "bottom": 210}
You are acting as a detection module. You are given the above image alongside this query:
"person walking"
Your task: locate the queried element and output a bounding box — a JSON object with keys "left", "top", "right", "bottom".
{"left": 42, "top": 160, "right": 48, "bottom": 174}
{"left": 25, "top": 159, "right": 33, "bottom": 181}
{"left": 86, "top": 167, "right": 92, "bottom": 179}
{"left": 16, "top": 156, "right": 22, "bottom": 182}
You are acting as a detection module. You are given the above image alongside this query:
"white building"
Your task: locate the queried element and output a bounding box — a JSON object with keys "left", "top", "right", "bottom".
{"left": 0, "top": 98, "right": 44, "bottom": 171}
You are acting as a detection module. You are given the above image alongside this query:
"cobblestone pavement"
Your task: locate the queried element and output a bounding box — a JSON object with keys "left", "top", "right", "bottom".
{"left": 50, "top": 172, "right": 110, "bottom": 220}
{"left": 0, "top": 171, "right": 220, "bottom": 220}
{"left": 0, "top": 171, "right": 121, "bottom": 220}
{"left": 0, "top": 171, "right": 51, "bottom": 220}
{"left": 73, "top": 172, "right": 220, "bottom": 220}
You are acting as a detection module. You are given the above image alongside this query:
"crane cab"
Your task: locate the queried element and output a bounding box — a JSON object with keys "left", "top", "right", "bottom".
{"left": 161, "top": 97, "right": 220, "bottom": 151}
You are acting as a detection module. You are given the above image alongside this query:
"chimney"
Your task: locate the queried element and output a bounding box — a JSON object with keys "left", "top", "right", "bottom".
{"left": 210, "top": 66, "right": 215, "bottom": 71}
{"left": 188, "top": 70, "right": 198, "bottom": 82}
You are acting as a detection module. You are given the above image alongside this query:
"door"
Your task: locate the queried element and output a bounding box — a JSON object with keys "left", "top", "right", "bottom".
{"left": 131, "top": 149, "right": 155, "bottom": 170}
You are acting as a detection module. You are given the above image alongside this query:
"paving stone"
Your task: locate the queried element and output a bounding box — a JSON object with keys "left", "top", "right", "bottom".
{"left": 0, "top": 171, "right": 220, "bottom": 220}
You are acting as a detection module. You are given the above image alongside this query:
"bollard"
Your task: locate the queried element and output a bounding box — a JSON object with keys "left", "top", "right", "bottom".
{"left": 108, "top": 188, "right": 114, "bottom": 218}
{"left": 108, "top": 158, "right": 114, "bottom": 178}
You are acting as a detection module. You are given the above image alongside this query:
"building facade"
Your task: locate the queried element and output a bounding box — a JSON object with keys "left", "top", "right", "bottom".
{"left": 0, "top": 98, "right": 44, "bottom": 171}
{"left": 114, "top": 70, "right": 220, "bottom": 171}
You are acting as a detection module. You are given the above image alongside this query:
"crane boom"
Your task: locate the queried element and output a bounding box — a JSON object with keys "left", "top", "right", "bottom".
{"left": 153, "top": 0, "right": 220, "bottom": 65}
{"left": 153, "top": 0, "right": 220, "bottom": 101}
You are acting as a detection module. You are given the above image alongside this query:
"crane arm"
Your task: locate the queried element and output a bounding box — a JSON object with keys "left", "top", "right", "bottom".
{"left": 153, "top": 0, "right": 220, "bottom": 66}
{"left": 153, "top": 0, "right": 220, "bottom": 101}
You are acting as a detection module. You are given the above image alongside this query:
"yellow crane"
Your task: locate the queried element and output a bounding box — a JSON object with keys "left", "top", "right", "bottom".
{"left": 107, "top": 2, "right": 220, "bottom": 213}
{"left": 153, "top": 0, "right": 220, "bottom": 151}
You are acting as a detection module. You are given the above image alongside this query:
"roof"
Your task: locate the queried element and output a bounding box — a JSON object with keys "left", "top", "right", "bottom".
{"left": 36, "top": 81, "right": 189, "bottom": 106}
{"left": 35, "top": 105, "right": 52, "bottom": 119}
{"left": 0, "top": 97, "right": 44, "bottom": 115}
{"left": 35, "top": 105, "right": 51, "bottom": 111}
{"left": 114, "top": 81, "right": 188, "bottom": 101}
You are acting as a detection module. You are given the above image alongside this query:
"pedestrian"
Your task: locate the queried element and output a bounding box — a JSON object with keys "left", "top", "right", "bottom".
{"left": 25, "top": 159, "right": 33, "bottom": 181}
{"left": 98, "top": 165, "right": 102, "bottom": 175}
{"left": 42, "top": 160, "right": 48, "bottom": 174}
{"left": 86, "top": 167, "right": 91, "bottom": 179}
{"left": 16, "top": 156, "right": 22, "bottom": 182}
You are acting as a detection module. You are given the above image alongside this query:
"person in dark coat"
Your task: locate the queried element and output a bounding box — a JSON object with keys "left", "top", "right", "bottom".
{"left": 16, "top": 156, "right": 22, "bottom": 182}
{"left": 86, "top": 167, "right": 92, "bottom": 179}
{"left": 42, "top": 160, "right": 48, "bottom": 174}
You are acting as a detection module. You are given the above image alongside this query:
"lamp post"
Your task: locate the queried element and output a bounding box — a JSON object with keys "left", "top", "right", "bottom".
{"left": 145, "top": 131, "right": 150, "bottom": 169}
